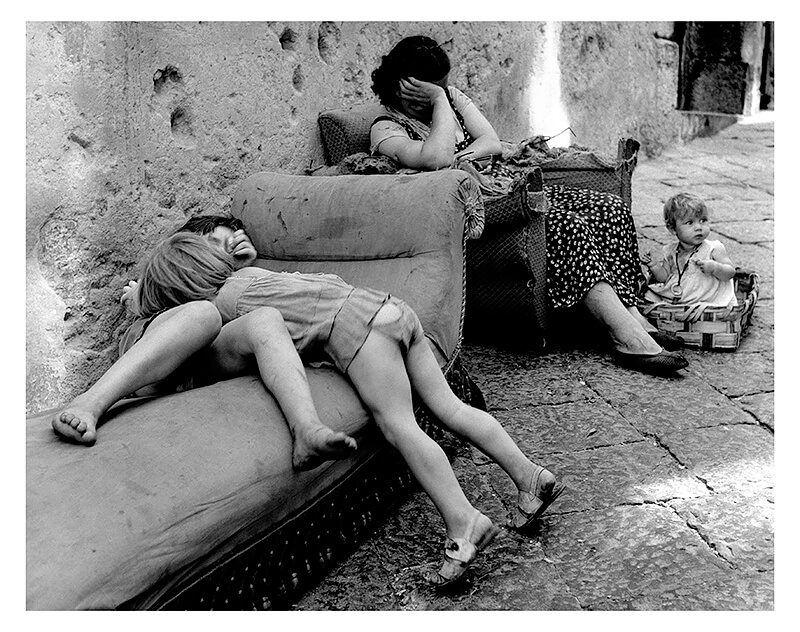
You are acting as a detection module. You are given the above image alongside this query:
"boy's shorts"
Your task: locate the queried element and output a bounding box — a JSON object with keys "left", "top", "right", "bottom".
{"left": 326, "top": 290, "right": 424, "bottom": 374}
{"left": 118, "top": 313, "right": 196, "bottom": 394}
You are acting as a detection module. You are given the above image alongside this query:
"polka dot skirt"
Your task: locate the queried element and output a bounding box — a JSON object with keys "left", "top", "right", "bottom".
{"left": 544, "top": 186, "right": 644, "bottom": 310}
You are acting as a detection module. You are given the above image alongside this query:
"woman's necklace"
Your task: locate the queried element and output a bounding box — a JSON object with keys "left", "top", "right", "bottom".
{"left": 672, "top": 243, "right": 701, "bottom": 298}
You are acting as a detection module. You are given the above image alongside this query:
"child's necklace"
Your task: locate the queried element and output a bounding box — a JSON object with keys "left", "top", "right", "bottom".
{"left": 672, "top": 244, "right": 701, "bottom": 298}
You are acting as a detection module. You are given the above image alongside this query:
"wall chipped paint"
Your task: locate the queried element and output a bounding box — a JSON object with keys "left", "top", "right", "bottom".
{"left": 26, "top": 21, "right": 679, "bottom": 414}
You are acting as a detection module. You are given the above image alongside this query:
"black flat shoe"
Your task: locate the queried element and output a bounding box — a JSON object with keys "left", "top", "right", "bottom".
{"left": 648, "top": 330, "right": 685, "bottom": 351}
{"left": 611, "top": 349, "right": 688, "bottom": 375}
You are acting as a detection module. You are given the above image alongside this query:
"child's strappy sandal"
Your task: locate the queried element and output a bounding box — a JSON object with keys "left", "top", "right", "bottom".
{"left": 431, "top": 511, "right": 501, "bottom": 588}
{"left": 510, "top": 465, "right": 566, "bottom": 530}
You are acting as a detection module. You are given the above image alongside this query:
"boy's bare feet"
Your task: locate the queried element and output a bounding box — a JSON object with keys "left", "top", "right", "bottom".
{"left": 292, "top": 425, "right": 357, "bottom": 471}
{"left": 51, "top": 405, "right": 99, "bottom": 445}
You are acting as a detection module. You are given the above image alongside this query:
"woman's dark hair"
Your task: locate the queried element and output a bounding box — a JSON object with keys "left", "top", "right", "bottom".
{"left": 174, "top": 214, "right": 244, "bottom": 236}
{"left": 371, "top": 35, "right": 451, "bottom": 107}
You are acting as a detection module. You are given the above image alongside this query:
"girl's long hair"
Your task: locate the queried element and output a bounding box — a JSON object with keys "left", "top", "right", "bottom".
{"left": 137, "top": 232, "right": 235, "bottom": 317}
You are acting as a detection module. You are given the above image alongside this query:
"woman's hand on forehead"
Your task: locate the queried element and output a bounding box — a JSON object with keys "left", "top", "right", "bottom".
{"left": 399, "top": 77, "right": 445, "bottom": 104}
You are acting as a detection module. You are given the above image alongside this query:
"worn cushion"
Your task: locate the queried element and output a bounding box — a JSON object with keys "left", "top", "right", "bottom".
{"left": 26, "top": 370, "right": 377, "bottom": 609}
{"left": 27, "top": 169, "right": 472, "bottom": 610}
{"left": 231, "top": 170, "right": 477, "bottom": 363}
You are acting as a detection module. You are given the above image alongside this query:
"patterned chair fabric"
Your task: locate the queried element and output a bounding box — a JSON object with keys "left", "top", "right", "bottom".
{"left": 318, "top": 104, "right": 639, "bottom": 347}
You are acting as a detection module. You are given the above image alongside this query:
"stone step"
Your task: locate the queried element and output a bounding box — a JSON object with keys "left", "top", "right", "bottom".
{"left": 679, "top": 110, "right": 741, "bottom": 141}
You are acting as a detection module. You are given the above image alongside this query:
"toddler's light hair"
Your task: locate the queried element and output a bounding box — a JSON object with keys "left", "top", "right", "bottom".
{"left": 137, "top": 232, "right": 235, "bottom": 317}
{"left": 663, "top": 192, "right": 708, "bottom": 230}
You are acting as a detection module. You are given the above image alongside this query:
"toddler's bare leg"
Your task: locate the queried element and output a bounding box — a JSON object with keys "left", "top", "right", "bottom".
{"left": 52, "top": 301, "right": 222, "bottom": 445}
{"left": 206, "top": 307, "right": 356, "bottom": 471}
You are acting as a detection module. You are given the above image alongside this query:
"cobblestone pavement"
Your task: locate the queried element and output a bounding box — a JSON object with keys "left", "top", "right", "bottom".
{"left": 294, "top": 116, "right": 775, "bottom": 611}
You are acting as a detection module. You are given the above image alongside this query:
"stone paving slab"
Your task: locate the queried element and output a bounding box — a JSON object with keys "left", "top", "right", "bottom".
{"left": 669, "top": 493, "right": 774, "bottom": 572}
{"left": 462, "top": 346, "right": 594, "bottom": 408}
{"left": 580, "top": 360, "right": 756, "bottom": 434}
{"left": 733, "top": 392, "right": 774, "bottom": 429}
{"left": 493, "top": 442, "right": 710, "bottom": 514}
{"left": 658, "top": 424, "right": 774, "bottom": 500}
{"left": 688, "top": 349, "right": 774, "bottom": 397}
{"left": 488, "top": 401, "right": 643, "bottom": 456}
{"left": 713, "top": 220, "right": 774, "bottom": 244}
{"left": 637, "top": 224, "right": 673, "bottom": 244}
{"left": 541, "top": 504, "right": 772, "bottom": 610}
{"left": 704, "top": 199, "right": 774, "bottom": 222}
{"left": 740, "top": 299, "right": 774, "bottom": 355}
{"left": 294, "top": 118, "right": 774, "bottom": 611}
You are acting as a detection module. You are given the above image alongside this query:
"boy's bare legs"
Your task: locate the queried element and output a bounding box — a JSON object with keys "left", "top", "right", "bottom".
{"left": 204, "top": 307, "right": 357, "bottom": 470}
{"left": 52, "top": 301, "right": 222, "bottom": 445}
{"left": 400, "top": 330, "right": 555, "bottom": 498}
{"left": 347, "top": 329, "right": 481, "bottom": 539}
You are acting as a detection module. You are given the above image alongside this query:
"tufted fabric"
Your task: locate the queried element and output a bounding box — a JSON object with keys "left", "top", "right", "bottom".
{"left": 318, "top": 103, "right": 386, "bottom": 165}
{"left": 26, "top": 170, "right": 475, "bottom": 610}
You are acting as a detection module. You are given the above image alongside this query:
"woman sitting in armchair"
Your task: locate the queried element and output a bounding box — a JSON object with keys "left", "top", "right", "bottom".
{"left": 369, "top": 35, "right": 687, "bottom": 376}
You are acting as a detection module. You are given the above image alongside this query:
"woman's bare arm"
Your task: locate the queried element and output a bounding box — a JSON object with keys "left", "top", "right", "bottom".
{"left": 373, "top": 78, "right": 456, "bottom": 170}
{"left": 454, "top": 101, "right": 502, "bottom": 163}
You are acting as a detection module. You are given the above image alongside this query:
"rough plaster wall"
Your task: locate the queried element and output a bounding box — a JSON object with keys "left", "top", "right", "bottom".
{"left": 26, "top": 21, "right": 679, "bottom": 414}
{"left": 558, "top": 22, "right": 681, "bottom": 157}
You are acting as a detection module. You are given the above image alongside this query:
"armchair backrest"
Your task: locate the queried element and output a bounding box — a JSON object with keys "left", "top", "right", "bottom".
{"left": 318, "top": 103, "right": 385, "bottom": 165}
{"left": 231, "top": 170, "right": 479, "bottom": 366}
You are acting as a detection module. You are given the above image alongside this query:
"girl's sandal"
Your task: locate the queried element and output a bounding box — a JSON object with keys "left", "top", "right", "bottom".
{"left": 430, "top": 512, "right": 501, "bottom": 588}
{"left": 510, "top": 465, "right": 566, "bottom": 530}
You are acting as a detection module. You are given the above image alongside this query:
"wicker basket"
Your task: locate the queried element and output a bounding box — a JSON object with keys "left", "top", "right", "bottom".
{"left": 639, "top": 269, "right": 760, "bottom": 351}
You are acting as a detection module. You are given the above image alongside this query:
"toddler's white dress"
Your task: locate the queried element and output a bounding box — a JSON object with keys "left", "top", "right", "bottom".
{"left": 645, "top": 239, "right": 736, "bottom": 307}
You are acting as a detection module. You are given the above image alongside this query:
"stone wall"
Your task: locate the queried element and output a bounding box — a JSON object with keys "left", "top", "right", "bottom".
{"left": 26, "top": 21, "right": 680, "bottom": 414}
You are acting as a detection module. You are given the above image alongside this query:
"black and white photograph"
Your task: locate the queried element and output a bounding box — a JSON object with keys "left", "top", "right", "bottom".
{"left": 22, "top": 13, "right": 779, "bottom": 617}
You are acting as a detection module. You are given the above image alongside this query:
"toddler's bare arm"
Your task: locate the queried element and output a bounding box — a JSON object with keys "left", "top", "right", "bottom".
{"left": 695, "top": 243, "right": 736, "bottom": 281}
{"left": 642, "top": 251, "right": 670, "bottom": 283}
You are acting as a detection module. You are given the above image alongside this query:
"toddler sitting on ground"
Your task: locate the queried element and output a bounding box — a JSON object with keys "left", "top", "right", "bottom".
{"left": 642, "top": 192, "right": 737, "bottom": 307}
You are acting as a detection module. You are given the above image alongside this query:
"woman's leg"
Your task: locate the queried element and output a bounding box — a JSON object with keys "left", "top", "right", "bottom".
{"left": 346, "top": 329, "right": 479, "bottom": 539}
{"left": 544, "top": 187, "right": 662, "bottom": 352}
{"left": 203, "top": 307, "right": 356, "bottom": 470}
{"left": 52, "top": 301, "right": 222, "bottom": 445}
{"left": 583, "top": 281, "right": 662, "bottom": 354}
{"left": 628, "top": 305, "right": 659, "bottom": 332}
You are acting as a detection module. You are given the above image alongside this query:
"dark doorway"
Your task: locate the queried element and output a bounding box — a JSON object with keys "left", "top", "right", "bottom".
{"left": 678, "top": 21, "right": 772, "bottom": 115}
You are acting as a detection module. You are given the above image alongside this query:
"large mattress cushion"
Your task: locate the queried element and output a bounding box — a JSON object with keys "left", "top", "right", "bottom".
{"left": 26, "top": 369, "right": 379, "bottom": 610}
